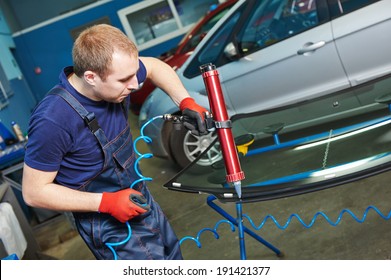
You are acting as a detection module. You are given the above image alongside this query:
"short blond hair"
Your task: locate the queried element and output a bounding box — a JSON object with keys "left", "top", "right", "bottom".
{"left": 72, "top": 24, "right": 138, "bottom": 80}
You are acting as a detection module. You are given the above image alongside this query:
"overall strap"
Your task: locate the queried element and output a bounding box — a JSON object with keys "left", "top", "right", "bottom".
{"left": 48, "top": 86, "right": 108, "bottom": 146}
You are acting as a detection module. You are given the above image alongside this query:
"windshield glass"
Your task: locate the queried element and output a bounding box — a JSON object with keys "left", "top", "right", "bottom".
{"left": 165, "top": 75, "right": 391, "bottom": 202}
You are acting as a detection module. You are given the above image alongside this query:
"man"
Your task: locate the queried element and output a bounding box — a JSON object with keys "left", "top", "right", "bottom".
{"left": 22, "top": 24, "right": 208, "bottom": 260}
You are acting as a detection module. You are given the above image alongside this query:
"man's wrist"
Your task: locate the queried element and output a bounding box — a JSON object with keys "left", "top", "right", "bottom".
{"left": 179, "top": 97, "right": 195, "bottom": 111}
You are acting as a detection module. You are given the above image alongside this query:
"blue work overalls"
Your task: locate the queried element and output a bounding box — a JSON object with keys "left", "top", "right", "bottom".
{"left": 52, "top": 88, "right": 183, "bottom": 260}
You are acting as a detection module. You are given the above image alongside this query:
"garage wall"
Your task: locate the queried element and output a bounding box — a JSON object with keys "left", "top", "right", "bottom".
{"left": 10, "top": 0, "right": 183, "bottom": 103}
{"left": 0, "top": 9, "right": 37, "bottom": 134}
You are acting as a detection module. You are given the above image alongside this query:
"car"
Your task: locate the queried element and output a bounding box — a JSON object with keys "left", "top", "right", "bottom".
{"left": 129, "top": 0, "right": 238, "bottom": 114}
{"left": 139, "top": 0, "right": 391, "bottom": 169}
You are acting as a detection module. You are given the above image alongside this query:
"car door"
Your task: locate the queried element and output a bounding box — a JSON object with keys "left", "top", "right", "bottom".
{"left": 330, "top": 0, "right": 391, "bottom": 86}
{"left": 218, "top": 0, "right": 351, "bottom": 115}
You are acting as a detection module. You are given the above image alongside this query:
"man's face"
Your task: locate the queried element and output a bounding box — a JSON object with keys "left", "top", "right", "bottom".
{"left": 94, "top": 50, "right": 140, "bottom": 103}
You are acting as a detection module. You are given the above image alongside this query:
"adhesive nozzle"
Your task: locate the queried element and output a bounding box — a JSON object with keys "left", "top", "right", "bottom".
{"left": 233, "top": 181, "right": 242, "bottom": 199}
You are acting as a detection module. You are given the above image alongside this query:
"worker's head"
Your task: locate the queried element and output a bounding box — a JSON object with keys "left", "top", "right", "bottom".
{"left": 72, "top": 24, "right": 138, "bottom": 81}
{"left": 72, "top": 24, "right": 141, "bottom": 103}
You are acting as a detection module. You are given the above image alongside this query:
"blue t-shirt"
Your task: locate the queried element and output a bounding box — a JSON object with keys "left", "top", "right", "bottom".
{"left": 24, "top": 61, "right": 147, "bottom": 189}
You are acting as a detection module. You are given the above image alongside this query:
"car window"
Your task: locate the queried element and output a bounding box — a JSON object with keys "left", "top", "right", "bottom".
{"left": 166, "top": 74, "right": 391, "bottom": 202}
{"left": 181, "top": 5, "right": 234, "bottom": 54}
{"left": 184, "top": 3, "right": 245, "bottom": 78}
{"left": 183, "top": 0, "right": 326, "bottom": 78}
{"left": 236, "top": 0, "right": 319, "bottom": 55}
{"left": 328, "top": 0, "right": 381, "bottom": 18}
{"left": 197, "top": 12, "right": 241, "bottom": 64}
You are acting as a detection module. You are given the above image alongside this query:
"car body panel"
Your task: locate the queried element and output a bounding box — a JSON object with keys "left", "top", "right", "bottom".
{"left": 219, "top": 22, "right": 349, "bottom": 114}
{"left": 332, "top": 1, "right": 391, "bottom": 85}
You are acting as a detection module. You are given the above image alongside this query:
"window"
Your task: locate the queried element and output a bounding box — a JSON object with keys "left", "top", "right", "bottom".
{"left": 118, "top": 0, "right": 219, "bottom": 51}
{"left": 184, "top": 3, "right": 245, "bottom": 78}
{"left": 237, "top": 0, "right": 319, "bottom": 55}
{"left": 0, "top": 0, "right": 102, "bottom": 32}
{"left": 328, "top": 0, "right": 381, "bottom": 18}
{"left": 0, "top": 64, "right": 11, "bottom": 109}
{"left": 184, "top": 0, "right": 322, "bottom": 78}
{"left": 180, "top": 4, "right": 233, "bottom": 54}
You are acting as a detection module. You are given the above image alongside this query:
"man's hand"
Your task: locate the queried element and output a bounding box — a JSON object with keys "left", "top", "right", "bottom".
{"left": 179, "top": 97, "right": 209, "bottom": 136}
{"left": 99, "top": 189, "right": 148, "bottom": 223}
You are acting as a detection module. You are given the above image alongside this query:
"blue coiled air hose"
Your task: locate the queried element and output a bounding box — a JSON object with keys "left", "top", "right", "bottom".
{"left": 105, "top": 115, "right": 163, "bottom": 260}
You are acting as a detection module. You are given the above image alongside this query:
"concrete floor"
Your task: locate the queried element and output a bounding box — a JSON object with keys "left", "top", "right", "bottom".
{"left": 31, "top": 112, "right": 391, "bottom": 260}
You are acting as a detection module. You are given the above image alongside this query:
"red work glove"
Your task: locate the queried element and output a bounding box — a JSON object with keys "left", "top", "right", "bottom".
{"left": 179, "top": 97, "right": 209, "bottom": 136}
{"left": 98, "top": 188, "right": 148, "bottom": 223}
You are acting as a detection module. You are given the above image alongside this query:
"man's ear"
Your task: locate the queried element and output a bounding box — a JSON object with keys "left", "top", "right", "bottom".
{"left": 84, "top": 71, "right": 97, "bottom": 85}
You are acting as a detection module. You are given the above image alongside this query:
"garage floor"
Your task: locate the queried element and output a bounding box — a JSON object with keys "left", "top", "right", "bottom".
{"left": 30, "top": 112, "right": 391, "bottom": 260}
